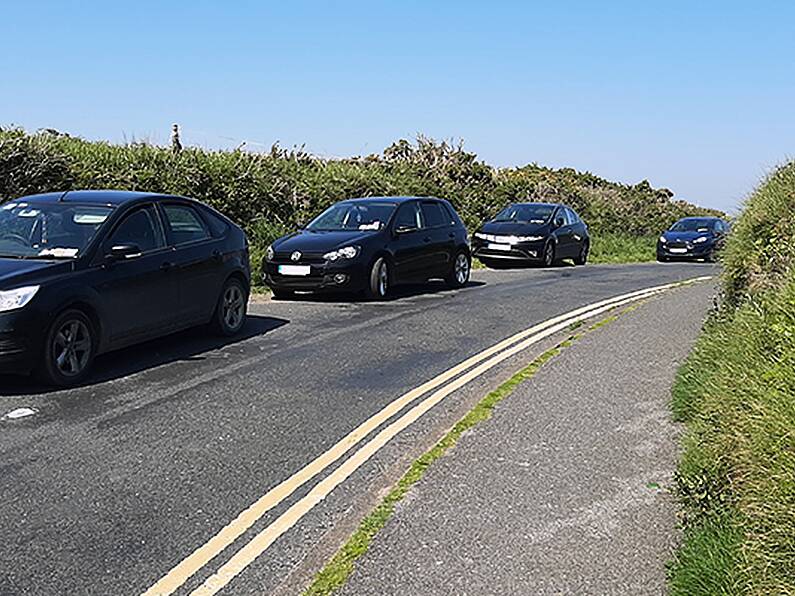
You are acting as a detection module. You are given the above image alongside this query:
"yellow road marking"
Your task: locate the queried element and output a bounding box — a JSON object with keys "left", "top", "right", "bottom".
{"left": 144, "top": 277, "right": 710, "bottom": 596}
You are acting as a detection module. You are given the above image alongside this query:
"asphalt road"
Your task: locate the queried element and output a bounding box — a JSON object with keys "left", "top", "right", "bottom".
{"left": 341, "top": 281, "right": 712, "bottom": 596}
{"left": 0, "top": 262, "right": 716, "bottom": 596}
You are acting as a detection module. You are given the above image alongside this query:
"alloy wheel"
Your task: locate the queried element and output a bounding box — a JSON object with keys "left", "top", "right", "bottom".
{"left": 52, "top": 319, "right": 92, "bottom": 378}
{"left": 378, "top": 261, "right": 389, "bottom": 297}
{"left": 544, "top": 243, "right": 555, "bottom": 267}
{"left": 223, "top": 284, "right": 245, "bottom": 330}
{"left": 455, "top": 253, "right": 470, "bottom": 285}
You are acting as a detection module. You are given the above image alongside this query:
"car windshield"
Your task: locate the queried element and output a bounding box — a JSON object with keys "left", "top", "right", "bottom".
{"left": 0, "top": 201, "right": 113, "bottom": 259}
{"left": 494, "top": 204, "right": 555, "bottom": 224}
{"left": 670, "top": 219, "right": 715, "bottom": 233}
{"left": 307, "top": 201, "right": 397, "bottom": 232}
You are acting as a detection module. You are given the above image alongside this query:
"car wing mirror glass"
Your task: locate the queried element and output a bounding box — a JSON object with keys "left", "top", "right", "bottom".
{"left": 108, "top": 243, "right": 142, "bottom": 260}
{"left": 554, "top": 217, "right": 565, "bottom": 228}
{"left": 394, "top": 225, "right": 416, "bottom": 235}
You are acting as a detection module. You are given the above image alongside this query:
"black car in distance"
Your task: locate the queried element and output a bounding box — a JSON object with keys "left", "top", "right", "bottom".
{"left": 0, "top": 190, "right": 250, "bottom": 386}
{"left": 657, "top": 216, "right": 729, "bottom": 262}
{"left": 472, "top": 202, "right": 590, "bottom": 268}
{"left": 263, "top": 196, "right": 471, "bottom": 299}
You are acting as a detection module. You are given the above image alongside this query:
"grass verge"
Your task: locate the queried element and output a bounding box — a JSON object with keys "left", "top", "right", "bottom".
{"left": 668, "top": 273, "right": 795, "bottom": 595}
{"left": 589, "top": 232, "right": 657, "bottom": 264}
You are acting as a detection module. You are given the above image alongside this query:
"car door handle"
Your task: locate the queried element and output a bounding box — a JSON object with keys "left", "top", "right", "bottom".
{"left": 160, "top": 261, "right": 176, "bottom": 271}
{"left": 448, "top": 232, "right": 455, "bottom": 238}
{"left": 423, "top": 237, "right": 432, "bottom": 243}
{"left": 212, "top": 250, "right": 222, "bottom": 261}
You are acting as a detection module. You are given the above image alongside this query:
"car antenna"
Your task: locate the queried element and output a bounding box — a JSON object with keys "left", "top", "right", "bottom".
{"left": 58, "top": 190, "right": 69, "bottom": 202}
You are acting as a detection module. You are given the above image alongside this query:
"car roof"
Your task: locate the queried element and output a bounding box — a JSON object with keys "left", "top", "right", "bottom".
{"left": 343, "top": 196, "right": 444, "bottom": 204}
{"left": 509, "top": 202, "right": 560, "bottom": 208}
{"left": 677, "top": 216, "right": 722, "bottom": 221}
{"left": 16, "top": 190, "right": 184, "bottom": 206}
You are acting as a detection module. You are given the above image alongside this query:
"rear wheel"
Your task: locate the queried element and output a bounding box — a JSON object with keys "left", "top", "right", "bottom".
{"left": 40, "top": 309, "right": 96, "bottom": 387}
{"left": 542, "top": 242, "right": 556, "bottom": 267}
{"left": 573, "top": 242, "right": 589, "bottom": 266}
{"left": 445, "top": 251, "right": 471, "bottom": 288}
{"left": 212, "top": 278, "right": 248, "bottom": 336}
{"left": 365, "top": 257, "right": 390, "bottom": 299}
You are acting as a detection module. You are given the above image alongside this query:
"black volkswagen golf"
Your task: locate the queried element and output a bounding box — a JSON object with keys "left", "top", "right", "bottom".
{"left": 263, "top": 196, "right": 471, "bottom": 299}
{"left": 472, "top": 202, "right": 590, "bottom": 267}
{"left": 0, "top": 190, "right": 250, "bottom": 386}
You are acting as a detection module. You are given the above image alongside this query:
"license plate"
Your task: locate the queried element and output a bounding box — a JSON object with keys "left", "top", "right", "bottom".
{"left": 278, "top": 264, "right": 311, "bottom": 276}
{"left": 487, "top": 243, "right": 512, "bottom": 251}
{"left": 669, "top": 248, "right": 687, "bottom": 254}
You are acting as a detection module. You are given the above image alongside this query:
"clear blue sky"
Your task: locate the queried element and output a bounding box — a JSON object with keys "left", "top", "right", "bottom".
{"left": 2, "top": 1, "right": 793, "bottom": 213}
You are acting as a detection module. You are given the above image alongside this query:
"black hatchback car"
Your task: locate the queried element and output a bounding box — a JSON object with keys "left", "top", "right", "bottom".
{"left": 657, "top": 216, "right": 729, "bottom": 262}
{"left": 472, "top": 202, "right": 590, "bottom": 267}
{"left": 0, "top": 190, "right": 250, "bottom": 386}
{"left": 263, "top": 196, "right": 471, "bottom": 299}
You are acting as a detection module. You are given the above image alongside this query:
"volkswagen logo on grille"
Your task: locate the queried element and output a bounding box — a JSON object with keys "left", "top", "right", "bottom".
{"left": 291, "top": 251, "right": 302, "bottom": 262}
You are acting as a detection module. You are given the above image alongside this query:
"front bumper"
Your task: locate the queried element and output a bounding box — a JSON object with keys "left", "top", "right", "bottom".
{"left": 0, "top": 309, "right": 42, "bottom": 375}
{"left": 657, "top": 241, "right": 715, "bottom": 260}
{"left": 263, "top": 259, "right": 370, "bottom": 292}
{"left": 472, "top": 238, "right": 546, "bottom": 262}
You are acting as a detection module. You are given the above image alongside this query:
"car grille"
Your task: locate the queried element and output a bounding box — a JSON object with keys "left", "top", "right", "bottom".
{"left": 0, "top": 336, "right": 25, "bottom": 356}
{"left": 271, "top": 251, "right": 326, "bottom": 265}
{"left": 667, "top": 242, "right": 689, "bottom": 249}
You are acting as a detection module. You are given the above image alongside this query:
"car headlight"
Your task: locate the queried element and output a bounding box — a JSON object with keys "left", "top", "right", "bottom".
{"left": 474, "top": 232, "right": 489, "bottom": 240}
{"left": 266, "top": 245, "right": 274, "bottom": 261}
{"left": 323, "top": 245, "right": 360, "bottom": 261}
{"left": 659, "top": 235, "right": 667, "bottom": 243}
{"left": 516, "top": 235, "right": 543, "bottom": 242}
{"left": 693, "top": 236, "right": 709, "bottom": 244}
{"left": 0, "top": 285, "right": 40, "bottom": 313}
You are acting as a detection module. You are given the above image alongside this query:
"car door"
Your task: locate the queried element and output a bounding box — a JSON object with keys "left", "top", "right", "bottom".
{"left": 391, "top": 201, "right": 429, "bottom": 282}
{"left": 567, "top": 208, "right": 587, "bottom": 254}
{"left": 160, "top": 201, "right": 226, "bottom": 325}
{"left": 551, "top": 207, "right": 572, "bottom": 257}
{"left": 419, "top": 200, "right": 455, "bottom": 276}
{"left": 94, "top": 204, "right": 180, "bottom": 345}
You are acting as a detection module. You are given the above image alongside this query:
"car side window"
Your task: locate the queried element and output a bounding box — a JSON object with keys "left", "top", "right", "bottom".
{"left": 394, "top": 203, "right": 422, "bottom": 232}
{"left": 108, "top": 206, "right": 164, "bottom": 254}
{"left": 567, "top": 208, "right": 581, "bottom": 225}
{"left": 420, "top": 202, "right": 447, "bottom": 228}
{"left": 162, "top": 204, "right": 210, "bottom": 245}
{"left": 202, "top": 208, "right": 230, "bottom": 238}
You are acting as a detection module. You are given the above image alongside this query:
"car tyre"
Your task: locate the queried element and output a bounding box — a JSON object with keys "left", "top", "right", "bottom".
{"left": 573, "top": 241, "right": 589, "bottom": 266}
{"left": 40, "top": 309, "right": 96, "bottom": 387}
{"left": 365, "top": 257, "right": 390, "bottom": 299}
{"left": 445, "top": 251, "right": 471, "bottom": 288}
{"left": 542, "top": 241, "right": 556, "bottom": 267}
{"left": 212, "top": 277, "right": 248, "bottom": 336}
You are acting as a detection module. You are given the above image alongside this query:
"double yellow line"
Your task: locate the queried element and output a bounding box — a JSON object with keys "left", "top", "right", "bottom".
{"left": 143, "top": 276, "right": 710, "bottom": 596}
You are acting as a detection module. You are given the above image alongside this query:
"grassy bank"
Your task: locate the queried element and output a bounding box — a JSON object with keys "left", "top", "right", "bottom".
{"left": 0, "top": 127, "right": 720, "bottom": 269}
{"left": 669, "top": 162, "right": 795, "bottom": 595}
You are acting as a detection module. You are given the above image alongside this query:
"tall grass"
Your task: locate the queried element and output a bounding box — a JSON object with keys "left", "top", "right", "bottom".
{"left": 0, "top": 127, "right": 722, "bottom": 270}
{"left": 669, "top": 162, "right": 795, "bottom": 595}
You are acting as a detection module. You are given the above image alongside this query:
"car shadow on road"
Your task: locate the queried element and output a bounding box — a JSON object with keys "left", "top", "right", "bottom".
{"left": 272, "top": 280, "right": 486, "bottom": 303}
{"left": 0, "top": 314, "right": 289, "bottom": 396}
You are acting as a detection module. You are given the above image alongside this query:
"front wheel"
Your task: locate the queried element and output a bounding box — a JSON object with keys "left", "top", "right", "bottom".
{"left": 365, "top": 257, "right": 390, "bottom": 299}
{"left": 40, "top": 309, "right": 96, "bottom": 387}
{"left": 542, "top": 242, "right": 556, "bottom": 267}
{"left": 212, "top": 278, "right": 248, "bottom": 336}
{"left": 445, "top": 251, "right": 471, "bottom": 288}
{"left": 573, "top": 242, "right": 589, "bottom": 266}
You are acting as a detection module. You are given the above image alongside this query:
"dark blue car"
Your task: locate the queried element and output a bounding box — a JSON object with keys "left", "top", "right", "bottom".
{"left": 0, "top": 190, "right": 250, "bottom": 386}
{"left": 657, "top": 216, "right": 729, "bottom": 262}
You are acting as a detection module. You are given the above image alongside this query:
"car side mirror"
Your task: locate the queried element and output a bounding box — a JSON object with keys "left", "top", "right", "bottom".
{"left": 554, "top": 217, "right": 565, "bottom": 228}
{"left": 108, "top": 243, "right": 142, "bottom": 260}
{"left": 394, "top": 225, "right": 416, "bottom": 236}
